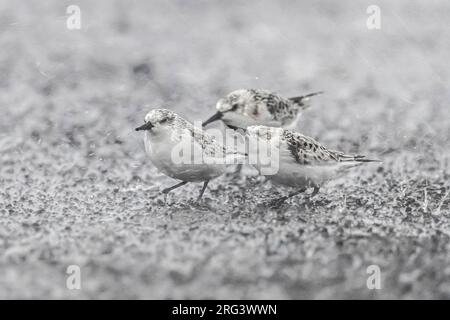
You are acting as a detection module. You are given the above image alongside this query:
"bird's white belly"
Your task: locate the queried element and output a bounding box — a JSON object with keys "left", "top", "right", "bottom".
{"left": 144, "top": 132, "right": 225, "bottom": 182}
{"left": 262, "top": 150, "right": 336, "bottom": 188}
{"left": 223, "top": 113, "right": 282, "bottom": 130}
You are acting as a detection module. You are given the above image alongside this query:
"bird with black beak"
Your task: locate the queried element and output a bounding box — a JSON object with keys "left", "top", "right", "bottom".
{"left": 136, "top": 108, "right": 246, "bottom": 202}
{"left": 202, "top": 89, "right": 323, "bottom": 130}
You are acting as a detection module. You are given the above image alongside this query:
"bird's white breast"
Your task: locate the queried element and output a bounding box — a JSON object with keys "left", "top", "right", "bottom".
{"left": 222, "top": 110, "right": 282, "bottom": 130}
{"left": 144, "top": 129, "right": 226, "bottom": 182}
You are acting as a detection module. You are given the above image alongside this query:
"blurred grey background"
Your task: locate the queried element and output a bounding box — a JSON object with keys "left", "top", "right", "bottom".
{"left": 0, "top": 0, "right": 449, "bottom": 299}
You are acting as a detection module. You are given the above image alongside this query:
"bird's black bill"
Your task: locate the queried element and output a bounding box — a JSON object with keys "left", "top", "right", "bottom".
{"left": 135, "top": 122, "right": 154, "bottom": 131}
{"left": 202, "top": 112, "right": 223, "bottom": 127}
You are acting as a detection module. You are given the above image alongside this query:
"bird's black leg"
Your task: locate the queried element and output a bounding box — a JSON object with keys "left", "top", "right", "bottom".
{"left": 287, "top": 187, "right": 308, "bottom": 200}
{"left": 233, "top": 164, "right": 243, "bottom": 174}
{"left": 268, "top": 187, "right": 307, "bottom": 208}
{"left": 197, "top": 180, "right": 210, "bottom": 202}
{"left": 161, "top": 181, "right": 188, "bottom": 194}
{"left": 310, "top": 186, "right": 320, "bottom": 198}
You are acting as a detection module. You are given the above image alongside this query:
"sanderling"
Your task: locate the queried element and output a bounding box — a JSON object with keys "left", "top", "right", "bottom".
{"left": 246, "top": 125, "right": 381, "bottom": 206}
{"left": 136, "top": 108, "right": 246, "bottom": 201}
{"left": 202, "top": 89, "right": 323, "bottom": 130}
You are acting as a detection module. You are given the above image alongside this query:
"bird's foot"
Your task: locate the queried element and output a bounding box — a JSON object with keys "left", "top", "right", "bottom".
{"left": 161, "top": 187, "right": 171, "bottom": 194}
{"left": 303, "top": 187, "right": 320, "bottom": 207}
{"left": 225, "top": 169, "right": 243, "bottom": 181}
{"left": 267, "top": 196, "right": 289, "bottom": 209}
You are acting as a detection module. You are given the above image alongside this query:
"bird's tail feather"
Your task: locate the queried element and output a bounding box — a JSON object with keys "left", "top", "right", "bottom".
{"left": 289, "top": 91, "right": 324, "bottom": 109}
{"left": 340, "top": 154, "right": 382, "bottom": 163}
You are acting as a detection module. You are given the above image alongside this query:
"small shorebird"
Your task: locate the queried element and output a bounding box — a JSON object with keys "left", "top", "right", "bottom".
{"left": 246, "top": 125, "right": 381, "bottom": 206}
{"left": 202, "top": 89, "right": 323, "bottom": 130}
{"left": 136, "top": 108, "right": 245, "bottom": 201}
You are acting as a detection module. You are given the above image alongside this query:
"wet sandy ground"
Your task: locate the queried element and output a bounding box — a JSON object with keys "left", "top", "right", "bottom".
{"left": 0, "top": 0, "right": 449, "bottom": 298}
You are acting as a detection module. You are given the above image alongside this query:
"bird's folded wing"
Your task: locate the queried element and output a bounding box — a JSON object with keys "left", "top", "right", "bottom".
{"left": 283, "top": 131, "right": 380, "bottom": 166}
{"left": 283, "top": 131, "right": 345, "bottom": 165}
{"left": 191, "top": 127, "right": 227, "bottom": 158}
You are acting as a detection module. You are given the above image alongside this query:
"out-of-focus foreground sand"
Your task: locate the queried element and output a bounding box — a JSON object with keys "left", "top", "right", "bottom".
{"left": 0, "top": 0, "right": 449, "bottom": 298}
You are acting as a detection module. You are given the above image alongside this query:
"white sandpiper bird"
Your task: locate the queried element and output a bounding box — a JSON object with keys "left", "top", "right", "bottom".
{"left": 246, "top": 125, "right": 381, "bottom": 206}
{"left": 202, "top": 89, "right": 323, "bottom": 130}
{"left": 136, "top": 108, "right": 246, "bottom": 201}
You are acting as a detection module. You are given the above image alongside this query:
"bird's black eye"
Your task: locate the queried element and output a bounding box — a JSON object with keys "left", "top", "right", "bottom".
{"left": 231, "top": 103, "right": 239, "bottom": 111}
{"left": 159, "top": 118, "right": 168, "bottom": 124}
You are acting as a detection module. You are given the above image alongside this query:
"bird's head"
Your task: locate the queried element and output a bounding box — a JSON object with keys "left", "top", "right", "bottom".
{"left": 135, "top": 108, "right": 178, "bottom": 133}
{"left": 202, "top": 90, "right": 250, "bottom": 128}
